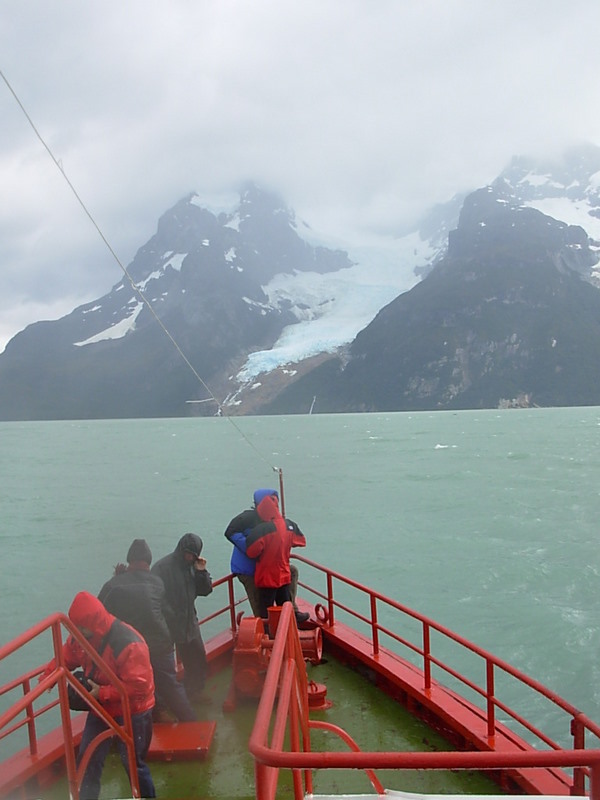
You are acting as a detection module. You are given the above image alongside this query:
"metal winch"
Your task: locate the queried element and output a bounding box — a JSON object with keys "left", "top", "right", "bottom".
{"left": 223, "top": 607, "right": 326, "bottom": 711}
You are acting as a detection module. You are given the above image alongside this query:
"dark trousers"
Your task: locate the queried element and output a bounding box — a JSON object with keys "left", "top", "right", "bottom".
{"left": 257, "top": 584, "right": 292, "bottom": 620}
{"left": 236, "top": 572, "right": 262, "bottom": 616}
{"left": 237, "top": 564, "right": 299, "bottom": 616}
{"left": 177, "top": 636, "right": 207, "bottom": 698}
{"left": 78, "top": 708, "right": 155, "bottom": 800}
{"left": 151, "top": 649, "right": 197, "bottom": 722}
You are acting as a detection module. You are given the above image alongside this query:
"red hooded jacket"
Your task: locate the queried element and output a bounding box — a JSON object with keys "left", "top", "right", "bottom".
{"left": 59, "top": 591, "right": 154, "bottom": 717}
{"left": 246, "top": 494, "right": 306, "bottom": 588}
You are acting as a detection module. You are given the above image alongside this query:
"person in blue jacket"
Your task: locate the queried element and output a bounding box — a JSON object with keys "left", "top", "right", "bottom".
{"left": 224, "top": 488, "right": 307, "bottom": 622}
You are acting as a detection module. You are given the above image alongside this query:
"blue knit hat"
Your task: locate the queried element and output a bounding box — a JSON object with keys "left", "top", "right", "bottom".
{"left": 253, "top": 488, "right": 279, "bottom": 506}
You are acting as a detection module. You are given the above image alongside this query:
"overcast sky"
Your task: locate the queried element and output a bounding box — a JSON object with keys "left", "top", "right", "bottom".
{"left": 2, "top": 0, "right": 600, "bottom": 352}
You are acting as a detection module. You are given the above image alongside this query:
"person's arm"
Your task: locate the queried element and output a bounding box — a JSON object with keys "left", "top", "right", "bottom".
{"left": 246, "top": 520, "right": 275, "bottom": 549}
{"left": 193, "top": 558, "right": 213, "bottom": 596}
{"left": 291, "top": 530, "right": 306, "bottom": 548}
{"left": 93, "top": 641, "right": 153, "bottom": 708}
{"left": 224, "top": 510, "right": 253, "bottom": 541}
{"left": 153, "top": 563, "right": 178, "bottom": 633}
{"left": 246, "top": 536, "right": 265, "bottom": 559}
{"left": 230, "top": 530, "right": 249, "bottom": 553}
{"left": 151, "top": 577, "right": 174, "bottom": 642}
{"left": 287, "top": 518, "right": 306, "bottom": 548}
{"left": 39, "top": 634, "right": 86, "bottom": 682}
{"left": 160, "top": 596, "right": 179, "bottom": 639}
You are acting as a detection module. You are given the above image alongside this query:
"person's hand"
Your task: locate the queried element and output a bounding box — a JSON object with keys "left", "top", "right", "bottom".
{"left": 87, "top": 679, "right": 100, "bottom": 699}
{"left": 38, "top": 659, "right": 56, "bottom": 684}
{"left": 194, "top": 556, "right": 207, "bottom": 571}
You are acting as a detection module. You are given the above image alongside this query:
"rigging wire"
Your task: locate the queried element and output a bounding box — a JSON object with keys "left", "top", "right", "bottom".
{"left": 0, "top": 68, "right": 281, "bottom": 478}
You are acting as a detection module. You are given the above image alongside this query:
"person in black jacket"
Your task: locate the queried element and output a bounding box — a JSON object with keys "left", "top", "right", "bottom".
{"left": 151, "top": 533, "right": 213, "bottom": 700}
{"left": 224, "top": 489, "right": 307, "bottom": 622}
{"left": 98, "top": 538, "right": 197, "bottom": 722}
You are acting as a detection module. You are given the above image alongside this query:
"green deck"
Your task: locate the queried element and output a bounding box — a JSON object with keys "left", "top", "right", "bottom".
{"left": 43, "top": 655, "right": 501, "bottom": 799}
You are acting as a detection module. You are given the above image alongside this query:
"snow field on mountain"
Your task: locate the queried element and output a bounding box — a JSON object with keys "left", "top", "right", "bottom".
{"left": 236, "top": 231, "right": 435, "bottom": 382}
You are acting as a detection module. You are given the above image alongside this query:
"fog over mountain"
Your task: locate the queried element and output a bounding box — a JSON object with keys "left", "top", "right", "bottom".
{"left": 3, "top": 2, "right": 600, "bottom": 354}
{"left": 0, "top": 144, "right": 599, "bottom": 420}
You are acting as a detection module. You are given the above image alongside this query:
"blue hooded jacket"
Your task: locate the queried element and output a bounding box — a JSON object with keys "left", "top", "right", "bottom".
{"left": 226, "top": 489, "right": 279, "bottom": 575}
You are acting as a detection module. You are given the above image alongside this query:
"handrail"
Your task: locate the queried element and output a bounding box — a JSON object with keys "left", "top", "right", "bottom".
{"left": 5, "top": 563, "right": 596, "bottom": 799}
{"left": 0, "top": 612, "right": 141, "bottom": 800}
{"left": 248, "top": 603, "right": 309, "bottom": 800}
{"left": 248, "top": 602, "right": 387, "bottom": 800}
{"left": 201, "top": 573, "right": 242, "bottom": 634}
{"left": 246, "top": 556, "right": 600, "bottom": 799}
{"left": 294, "top": 554, "right": 600, "bottom": 739}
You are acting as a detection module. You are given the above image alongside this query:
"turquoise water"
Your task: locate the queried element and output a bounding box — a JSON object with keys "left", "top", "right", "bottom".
{"left": 2, "top": 407, "right": 600, "bottom": 743}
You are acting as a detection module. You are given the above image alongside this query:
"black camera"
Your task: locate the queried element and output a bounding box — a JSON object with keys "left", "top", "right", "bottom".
{"left": 67, "top": 670, "right": 92, "bottom": 710}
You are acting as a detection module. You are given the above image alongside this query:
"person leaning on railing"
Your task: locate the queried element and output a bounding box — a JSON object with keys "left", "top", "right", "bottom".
{"left": 224, "top": 488, "right": 307, "bottom": 623}
{"left": 246, "top": 492, "right": 308, "bottom": 628}
{"left": 39, "top": 591, "right": 156, "bottom": 800}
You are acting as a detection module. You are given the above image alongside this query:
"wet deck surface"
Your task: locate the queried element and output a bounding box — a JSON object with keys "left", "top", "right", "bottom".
{"left": 36, "top": 656, "right": 502, "bottom": 799}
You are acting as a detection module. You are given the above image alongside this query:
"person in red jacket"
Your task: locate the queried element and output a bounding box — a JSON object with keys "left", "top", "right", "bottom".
{"left": 245, "top": 493, "right": 307, "bottom": 625}
{"left": 42, "top": 591, "right": 156, "bottom": 800}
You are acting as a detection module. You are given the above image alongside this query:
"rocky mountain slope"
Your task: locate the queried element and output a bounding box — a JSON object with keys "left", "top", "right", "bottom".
{"left": 0, "top": 185, "right": 353, "bottom": 419}
{"left": 262, "top": 181, "right": 600, "bottom": 413}
{"left": 1, "top": 146, "right": 600, "bottom": 419}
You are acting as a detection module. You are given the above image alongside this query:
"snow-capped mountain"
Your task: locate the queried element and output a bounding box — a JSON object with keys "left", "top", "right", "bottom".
{"left": 230, "top": 144, "right": 600, "bottom": 412}
{"left": 495, "top": 143, "right": 600, "bottom": 278}
{"left": 1, "top": 145, "right": 600, "bottom": 420}
{"left": 228, "top": 228, "right": 437, "bottom": 402}
{"left": 0, "top": 181, "right": 444, "bottom": 419}
{"left": 265, "top": 146, "right": 600, "bottom": 414}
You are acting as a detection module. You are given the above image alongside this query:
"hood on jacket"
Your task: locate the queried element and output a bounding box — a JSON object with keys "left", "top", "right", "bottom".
{"left": 69, "top": 591, "right": 114, "bottom": 639}
{"left": 253, "top": 488, "right": 278, "bottom": 507}
{"left": 175, "top": 532, "right": 203, "bottom": 558}
{"left": 256, "top": 493, "right": 282, "bottom": 522}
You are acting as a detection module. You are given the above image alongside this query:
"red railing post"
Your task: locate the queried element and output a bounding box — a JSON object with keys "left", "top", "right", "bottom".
{"left": 51, "top": 616, "right": 80, "bottom": 799}
{"left": 572, "top": 714, "right": 586, "bottom": 796}
{"left": 590, "top": 761, "right": 600, "bottom": 800}
{"left": 326, "top": 572, "right": 335, "bottom": 626}
{"left": 370, "top": 593, "right": 379, "bottom": 656}
{"left": 423, "top": 622, "right": 431, "bottom": 690}
{"left": 486, "top": 659, "right": 496, "bottom": 739}
{"left": 22, "top": 677, "right": 38, "bottom": 757}
{"left": 289, "top": 671, "right": 304, "bottom": 800}
{"left": 227, "top": 575, "right": 238, "bottom": 632}
{"left": 254, "top": 759, "right": 269, "bottom": 800}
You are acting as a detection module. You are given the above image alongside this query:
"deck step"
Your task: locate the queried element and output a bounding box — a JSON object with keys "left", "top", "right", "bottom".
{"left": 148, "top": 720, "right": 217, "bottom": 761}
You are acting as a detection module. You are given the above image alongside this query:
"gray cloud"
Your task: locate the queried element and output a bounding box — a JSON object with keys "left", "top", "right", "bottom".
{"left": 1, "top": 0, "right": 600, "bottom": 350}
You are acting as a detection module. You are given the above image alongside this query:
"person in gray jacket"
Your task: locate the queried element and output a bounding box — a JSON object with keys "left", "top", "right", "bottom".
{"left": 151, "top": 533, "right": 212, "bottom": 700}
{"left": 98, "top": 538, "right": 197, "bottom": 722}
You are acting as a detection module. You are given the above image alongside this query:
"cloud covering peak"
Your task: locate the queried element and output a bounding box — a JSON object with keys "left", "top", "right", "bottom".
{"left": 2, "top": 1, "right": 600, "bottom": 351}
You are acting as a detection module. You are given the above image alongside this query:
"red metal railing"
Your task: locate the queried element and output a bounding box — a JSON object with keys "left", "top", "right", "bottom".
{"left": 246, "top": 556, "right": 600, "bottom": 799}
{"left": 199, "top": 573, "right": 240, "bottom": 632}
{"left": 248, "top": 602, "right": 385, "bottom": 800}
{"left": 4, "top": 565, "right": 600, "bottom": 799}
{"left": 0, "top": 613, "right": 140, "bottom": 800}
